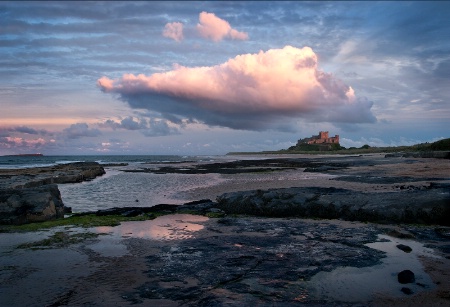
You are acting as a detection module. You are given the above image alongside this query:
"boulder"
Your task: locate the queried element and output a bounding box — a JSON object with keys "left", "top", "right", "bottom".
{"left": 398, "top": 270, "right": 415, "bottom": 284}
{"left": 0, "top": 162, "right": 106, "bottom": 225}
{"left": 0, "top": 184, "right": 65, "bottom": 225}
{"left": 396, "top": 244, "right": 412, "bottom": 253}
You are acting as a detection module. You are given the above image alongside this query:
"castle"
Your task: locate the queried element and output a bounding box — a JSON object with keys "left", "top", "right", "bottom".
{"left": 297, "top": 131, "right": 340, "bottom": 145}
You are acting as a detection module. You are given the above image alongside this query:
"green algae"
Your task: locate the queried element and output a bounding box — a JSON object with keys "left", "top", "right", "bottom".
{"left": 16, "top": 231, "right": 101, "bottom": 249}
{"left": 0, "top": 212, "right": 161, "bottom": 233}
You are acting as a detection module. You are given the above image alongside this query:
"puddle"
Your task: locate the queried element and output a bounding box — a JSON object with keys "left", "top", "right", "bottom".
{"left": 95, "top": 214, "right": 209, "bottom": 241}
{"left": 0, "top": 229, "right": 98, "bottom": 307}
{"left": 305, "top": 234, "right": 438, "bottom": 303}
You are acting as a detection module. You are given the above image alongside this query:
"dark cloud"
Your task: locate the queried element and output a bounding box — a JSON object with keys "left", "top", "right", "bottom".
{"left": 142, "top": 119, "right": 180, "bottom": 137}
{"left": 63, "top": 123, "right": 101, "bottom": 139}
{"left": 120, "top": 117, "right": 148, "bottom": 130}
{"left": 98, "top": 116, "right": 180, "bottom": 137}
{"left": 8, "top": 126, "right": 50, "bottom": 135}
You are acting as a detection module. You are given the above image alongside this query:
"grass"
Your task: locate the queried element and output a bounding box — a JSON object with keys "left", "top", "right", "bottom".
{"left": 205, "top": 212, "right": 226, "bottom": 218}
{"left": 228, "top": 137, "right": 450, "bottom": 155}
{"left": 0, "top": 212, "right": 163, "bottom": 233}
{"left": 16, "top": 231, "right": 101, "bottom": 249}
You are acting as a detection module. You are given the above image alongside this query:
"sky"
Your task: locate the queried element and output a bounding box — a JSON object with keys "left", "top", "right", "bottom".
{"left": 1, "top": 1, "right": 449, "bottom": 155}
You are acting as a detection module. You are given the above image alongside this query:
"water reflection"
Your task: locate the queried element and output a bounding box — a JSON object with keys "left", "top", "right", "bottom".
{"left": 305, "top": 234, "right": 438, "bottom": 302}
{"left": 59, "top": 168, "right": 225, "bottom": 212}
{"left": 95, "top": 214, "right": 208, "bottom": 240}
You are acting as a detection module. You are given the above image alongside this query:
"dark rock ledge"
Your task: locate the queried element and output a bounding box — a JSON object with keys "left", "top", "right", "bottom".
{"left": 0, "top": 162, "right": 105, "bottom": 225}
{"left": 88, "top": 183, "right": 450, "bottom": 227}
{"left": 215, "top": 185, "right": 450, "bottom": 226}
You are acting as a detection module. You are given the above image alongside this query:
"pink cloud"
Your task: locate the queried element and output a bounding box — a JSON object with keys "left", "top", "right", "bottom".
{"left": 98, "top": 46, "right": 376, "bottom": 130}
{"left": 163, "top": 22, "right": 184, "bottom": 42}
{"left": 196, "top": 11, "right": 248, "bottom": 42}
{"left": 0, "top": 136, "right": 46, "bottom": 149}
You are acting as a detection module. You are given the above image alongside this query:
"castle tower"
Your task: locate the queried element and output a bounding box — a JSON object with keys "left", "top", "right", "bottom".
{"left": 319, "top": 131, "right": 329, "bottom": 139}
{"left": 334, "top": 135, "right": 339, "bottom": 143}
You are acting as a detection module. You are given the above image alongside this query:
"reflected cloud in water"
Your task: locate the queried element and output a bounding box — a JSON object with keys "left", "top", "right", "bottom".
{"left": 95, "top": 214, "right": 208, "bottom": 240}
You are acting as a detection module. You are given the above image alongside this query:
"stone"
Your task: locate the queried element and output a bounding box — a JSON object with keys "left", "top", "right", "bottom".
{"left": 0, "top": 162, "right": 106, "bottom": 224}
{"left": 0, "top": 184, "right": 65, "bottom": 225}
{"left": 0, "top": 162, "right": 106, "bottom": 190}
{"left": 216, "top": 186, "right": 450, "bottom": 226}
{"left": 396, "top": 244, "right": 412, "bottom": 253}
{"left": 401, "top": 287, "right": 414, "bottom": 295}
{"left": 398, "top": 270, "right": 415, "bottom": 284}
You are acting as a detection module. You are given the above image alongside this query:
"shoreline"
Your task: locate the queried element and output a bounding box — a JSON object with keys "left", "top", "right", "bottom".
{"left": 1, "top": 213, "right": 449, "bottom": 306}
{"left": 0, "top": 153, "right": 449, "bottom": 306}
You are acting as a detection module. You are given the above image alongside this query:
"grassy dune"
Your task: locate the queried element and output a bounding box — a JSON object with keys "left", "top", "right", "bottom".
{"left": 229, "top": 138, "right": 450, "bottom": 155}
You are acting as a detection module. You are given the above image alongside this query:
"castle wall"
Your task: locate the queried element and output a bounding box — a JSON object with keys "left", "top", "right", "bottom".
{"left": 303, "top": 131, "right": 339, "bottom": 145}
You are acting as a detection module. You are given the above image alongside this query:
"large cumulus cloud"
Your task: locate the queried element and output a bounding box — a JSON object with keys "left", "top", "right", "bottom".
{"left": 98, "top": 46, "right": 376, "bottom": 130}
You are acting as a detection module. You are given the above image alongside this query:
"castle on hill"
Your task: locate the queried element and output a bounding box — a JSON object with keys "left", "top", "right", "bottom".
{"left": 297, "top": 131, "right": 340, "bottom": 145}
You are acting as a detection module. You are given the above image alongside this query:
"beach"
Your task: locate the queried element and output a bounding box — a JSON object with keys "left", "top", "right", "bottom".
{"left": 0, "top": 153, "right": 449, "bottom": 306}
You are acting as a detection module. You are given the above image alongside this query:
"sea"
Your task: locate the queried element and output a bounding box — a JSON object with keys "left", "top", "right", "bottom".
{"left": 0, "top": 155, "right": 233, "bottom": 213}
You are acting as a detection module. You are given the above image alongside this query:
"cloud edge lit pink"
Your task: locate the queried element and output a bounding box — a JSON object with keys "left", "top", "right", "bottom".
{"left": 163, "top": 11, "right": 248, "bottom": 42}
{"left": 98, "top": 46, "right": 376, "bottom": 130}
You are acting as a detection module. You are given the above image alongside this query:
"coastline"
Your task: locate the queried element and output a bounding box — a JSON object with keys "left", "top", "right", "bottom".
{"left": 0, "top": 153, "right": 449, "bottom": 306}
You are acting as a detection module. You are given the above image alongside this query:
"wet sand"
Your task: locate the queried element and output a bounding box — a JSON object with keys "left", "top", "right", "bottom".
{"left": 181, "top": 153, "right": 450, "bottom": 200}
{"left": 1, "top": 153, "right": 449, "bottom": 306}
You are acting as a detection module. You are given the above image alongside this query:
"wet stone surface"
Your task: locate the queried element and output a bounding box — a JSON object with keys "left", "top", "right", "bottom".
{"left": 2, "top": 215, "right": 449, "bottom": 306}
{"left": 124, "top": 218, "right": 385, "bottom": 306}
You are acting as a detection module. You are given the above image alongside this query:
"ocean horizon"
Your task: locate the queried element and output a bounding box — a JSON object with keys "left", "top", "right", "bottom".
{"left": 0, "top": 154, "right": 222, "bottom": 169}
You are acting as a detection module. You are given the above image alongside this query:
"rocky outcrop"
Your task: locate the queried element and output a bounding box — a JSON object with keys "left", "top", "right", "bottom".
{"left": 0, "top": 184, "right": 64, "bottom": 225}
{"left": 216, "top": 185, "right": 450, "bottom": 225}
{"left": 0, "top": 162, "right": 106, "bottom": 190}
{"left": 385, "top": 151, "right": 450, "bottom": 159}
{"left": 0, "top": 162, "right": 106, "bottom": 225}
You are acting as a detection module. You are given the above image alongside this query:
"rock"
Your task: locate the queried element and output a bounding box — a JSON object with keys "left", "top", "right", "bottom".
{"left": 0, "top": 162, "right": 106, "bottom": 190}
{"left": 402, "top": 151, "right": 450, "bottom": 159}
{"left": 92, "top": 204, "right": 179, "bottom": 217}
{"left": 385, "top": 229, "right": 415, "bottom": 239}
{"left": 0, "top": 184, "right": 65, "bottom": 225}
{"left": 208, "top": 208, "right": 224, "bottom": 213}
{"left": 401, "top": 287, "right": 414, "bottom": 295}
{"left": 396, "top": 244, "right": 412, "bottom": 253}
{"left": 0, "top": 162, "right": 106, "bottom": 225}
{"left": 216, "top": 186, "right": 450, "bottom": 225}
{"left": 175, "top": 199, "right": 217, "bottom": 214}
{"left": 398, "top": 270, "right": 415, "bottom": 284}
{"left": 385, "top": 153, "right": 404, "bottom": 158}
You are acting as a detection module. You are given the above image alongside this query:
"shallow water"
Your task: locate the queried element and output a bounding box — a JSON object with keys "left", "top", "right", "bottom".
{"left": 0, "top": 227, "right": 99, "bottom": 307}
{"left": 0, "top": 214, "right": 208, "bottom": 306}
{"left": 58, "top": 166, "right": 225, "bottom": 212}
{"left": 95, "top": 214, "right": 208, "bottom": 241}
{"left": 306, "top": 234, "right": 438, "bottom": 302}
